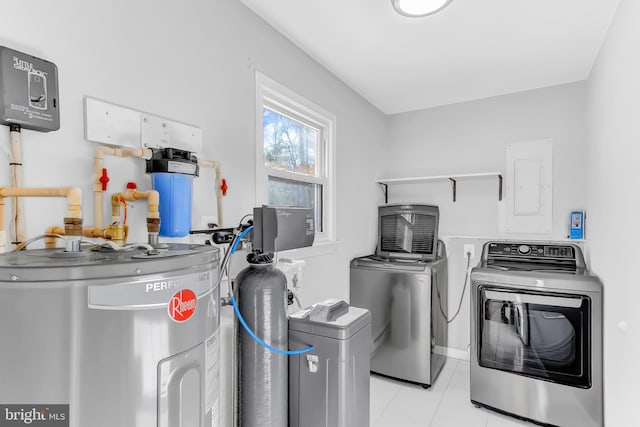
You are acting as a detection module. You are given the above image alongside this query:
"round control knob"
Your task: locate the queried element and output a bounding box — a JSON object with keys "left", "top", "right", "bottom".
{"left": 518, "top": 245, "right": 531, "bottom": 255}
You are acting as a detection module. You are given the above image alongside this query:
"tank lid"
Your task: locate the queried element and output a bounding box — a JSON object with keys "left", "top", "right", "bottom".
{"left": 350, "top": 255, "right": 437, "bottom": 271}
{"left": 0, "top": 244, "right": 219, "bottom": 283}
{"left": 289, "top": 300, "right": 371, "bottom": 340}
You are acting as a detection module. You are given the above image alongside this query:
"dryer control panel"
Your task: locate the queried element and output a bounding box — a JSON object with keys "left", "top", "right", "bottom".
{"left": 487, "top": 243, "right": 575, "bottom": 259}
{"left": 483, "top": 242, "right": 584, "bottom": 273}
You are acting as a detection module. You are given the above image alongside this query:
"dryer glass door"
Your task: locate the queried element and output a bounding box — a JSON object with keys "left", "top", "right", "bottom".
{"left": 477, "top": 287, "right": 591, "bottom": 388}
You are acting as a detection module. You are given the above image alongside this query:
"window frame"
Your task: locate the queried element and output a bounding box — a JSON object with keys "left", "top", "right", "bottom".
{"left": 255, "top": 72, "right": 336, "bottom": 244}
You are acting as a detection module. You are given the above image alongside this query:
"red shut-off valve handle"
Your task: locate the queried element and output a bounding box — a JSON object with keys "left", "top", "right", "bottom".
{"left": 220, "top": 178, "right": 228, "bottom": 196}
{"left": 99, "top": 168, "right": 110, "bottom": 191}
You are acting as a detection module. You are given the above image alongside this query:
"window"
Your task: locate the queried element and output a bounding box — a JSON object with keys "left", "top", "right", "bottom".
{"left": 255, "top": 72, "right": 336, "bottom": 244}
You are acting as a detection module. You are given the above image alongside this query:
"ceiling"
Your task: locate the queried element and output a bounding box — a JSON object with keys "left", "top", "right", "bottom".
{"left": 240, "top": 0, "right": 620, "bottom": 115}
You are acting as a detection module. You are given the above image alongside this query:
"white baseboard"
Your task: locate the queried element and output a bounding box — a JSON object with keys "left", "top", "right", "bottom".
{"left": 435, "top": 345, "right": 470, "bottom": 362}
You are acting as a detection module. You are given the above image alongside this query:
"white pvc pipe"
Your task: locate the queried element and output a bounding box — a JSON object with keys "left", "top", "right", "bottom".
{"left": 0, "top": 187, "right": 82, "bottom": 251}
{"left": 93, "top": 146, "right": 152, "bottom": 228}
{"left": 198, "top": 159, "right": 225, "bottom": 227}
{"left": 9, "top": 127, "right": 24, "bottom": 245}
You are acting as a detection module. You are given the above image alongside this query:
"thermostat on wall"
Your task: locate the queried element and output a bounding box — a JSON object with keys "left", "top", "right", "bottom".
{"left": 0, "top": 46, "right": 60, "bottom": 132}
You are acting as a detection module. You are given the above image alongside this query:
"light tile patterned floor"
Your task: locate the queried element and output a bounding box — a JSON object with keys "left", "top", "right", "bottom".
{"left": 370, "top": 358, "right": 530, "bottom": 427}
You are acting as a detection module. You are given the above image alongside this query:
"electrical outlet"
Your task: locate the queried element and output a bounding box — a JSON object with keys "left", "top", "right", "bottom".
{"left": 463, "top": 244, "right": 475, "bottom": 259}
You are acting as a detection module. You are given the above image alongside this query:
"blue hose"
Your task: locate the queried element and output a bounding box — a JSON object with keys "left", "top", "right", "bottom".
{"left": 230, "top": 226, "right": 253, "bottom": 254}
{"left": 231, "top": 296, "right": 314, "bottom": 356}
{"left": 230, "top": 225, "right": 314, "bottom": 356}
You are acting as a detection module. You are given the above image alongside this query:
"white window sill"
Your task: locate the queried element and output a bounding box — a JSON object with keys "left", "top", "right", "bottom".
{"left": 278, "top": 240, "right": 339, "bottom": 259}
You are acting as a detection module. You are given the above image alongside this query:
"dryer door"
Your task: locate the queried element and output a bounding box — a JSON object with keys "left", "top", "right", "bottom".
{"left": 477, "top": 286, "right": 591, "bottom": 388}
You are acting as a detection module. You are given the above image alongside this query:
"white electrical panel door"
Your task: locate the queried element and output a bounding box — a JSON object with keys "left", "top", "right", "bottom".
{"left": 505, "top": 139, "right": 553, "bottom": 234}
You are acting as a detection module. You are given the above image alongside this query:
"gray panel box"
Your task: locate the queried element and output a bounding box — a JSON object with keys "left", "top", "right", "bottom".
{"left": 0, "top": 46, "right": 60, "bottom": 131}
{"left": 288, "top": 300, "right": 371, "bottom": 427}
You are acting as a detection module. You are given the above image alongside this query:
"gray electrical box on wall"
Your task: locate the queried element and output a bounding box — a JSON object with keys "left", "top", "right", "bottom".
{"left": 0, "top": 46, "right": 60, "bottom": 132}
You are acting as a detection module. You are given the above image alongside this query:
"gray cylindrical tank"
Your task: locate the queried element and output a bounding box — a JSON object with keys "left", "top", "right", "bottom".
{"left": 0, "top": 244, "right": 220, "bottom": 427}
{"left": 236, "top": 262, "right": 288, "bottom": 427}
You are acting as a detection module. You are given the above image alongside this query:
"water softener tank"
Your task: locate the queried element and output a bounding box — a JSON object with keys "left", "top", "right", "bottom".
{"left": 146, "top": 148, "right": 199, "bottom": 237}
{"left": 236, "top": 258, "right": 288, "bottom": 427}
{"left": 0, "top": 244, "right": 220, "bottom": 427}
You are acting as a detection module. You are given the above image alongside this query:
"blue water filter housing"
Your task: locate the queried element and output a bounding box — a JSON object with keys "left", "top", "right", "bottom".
{"left": 146, "top": 148, "right": 199, "bottom": 237}
{"left": 152, "top": 172, "right": 193, "bottom": 236}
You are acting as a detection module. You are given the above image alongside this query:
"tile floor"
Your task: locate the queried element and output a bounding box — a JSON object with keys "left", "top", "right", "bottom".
{"left": 370, "top": 357, "right": 530, "bottom": 427}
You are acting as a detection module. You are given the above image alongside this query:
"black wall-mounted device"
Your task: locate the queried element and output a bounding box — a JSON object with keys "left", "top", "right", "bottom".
{"left": 252, "top": 206, "right": 315, "bottom": 254}
{"left": 0, "top": 46, "right": 60, "bottom": 132}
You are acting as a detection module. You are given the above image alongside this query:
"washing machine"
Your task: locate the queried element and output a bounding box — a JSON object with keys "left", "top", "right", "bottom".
{"left": 350, "top": 242, "right": 448, "bottom": 387}
{"left": 0, "top": 244, "right": 220, "bottom": 427}
{"left": 470, "top": 241, "right": 603, "bottom": 427}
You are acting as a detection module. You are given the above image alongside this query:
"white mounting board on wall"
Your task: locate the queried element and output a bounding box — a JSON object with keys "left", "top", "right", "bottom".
{"left": 505, "top": 139, "right": 553, "bottom": 234}
{"left": 84, "top": 97, "right": 141, "bottom": 148}
{"left": 84, "top": 97, "right": 202, "bottom": 152}
{"left": 140, "top": 113, "right": 202, "bottom": 152}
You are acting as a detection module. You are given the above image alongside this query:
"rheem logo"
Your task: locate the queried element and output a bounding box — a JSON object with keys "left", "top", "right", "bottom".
{"left": 168, "top": 289, "right": 197, "bottom": 322}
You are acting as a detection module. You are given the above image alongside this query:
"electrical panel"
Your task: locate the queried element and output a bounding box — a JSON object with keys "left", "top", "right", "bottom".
{"left": 0, "top": 46, "right": 60, "bottom": 132}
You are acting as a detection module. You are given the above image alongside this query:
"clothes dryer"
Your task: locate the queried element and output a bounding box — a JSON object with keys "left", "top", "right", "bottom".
{"left": 470, "top": 242, "right": 603, "bottom": 427}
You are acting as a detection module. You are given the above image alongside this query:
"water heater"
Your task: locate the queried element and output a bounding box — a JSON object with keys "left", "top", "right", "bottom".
{"left": 0, "top": 244, "right": 220, "bottom": 427}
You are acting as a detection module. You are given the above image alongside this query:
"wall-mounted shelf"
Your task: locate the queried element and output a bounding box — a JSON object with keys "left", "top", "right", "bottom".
{"left": 376, "top": 172, "right": 503, "bottom": 203}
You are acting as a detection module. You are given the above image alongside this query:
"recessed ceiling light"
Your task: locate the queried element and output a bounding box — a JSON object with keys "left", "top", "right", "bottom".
{"left": 391, "top": 0, "right": 453, "bottom": 17}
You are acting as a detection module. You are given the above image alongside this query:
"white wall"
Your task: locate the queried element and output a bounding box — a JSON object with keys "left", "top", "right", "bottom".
{"left": 385, "top": 82, "right": 588, "bottom": 353}
{"left": 586, "top": 0, "right": 639, "bottom": 424}
{"left": 3, "top": 1, "right": 635, "bottom": 424}
{"left": 0, "top": 0, "right": 386, "bottom": 296}
{"left": 0, "top": 0, "right": 386, "bottom": 424}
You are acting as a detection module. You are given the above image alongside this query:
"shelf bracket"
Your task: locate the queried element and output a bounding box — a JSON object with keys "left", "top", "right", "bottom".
{"left": 379, "top": 183, "right": 388, "bottom": 204}
{"left": 449, "top": 178, "right": 457, "bottom": 202}
{"left": 498, "top": 175, "right": 503, "bottom": 201}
